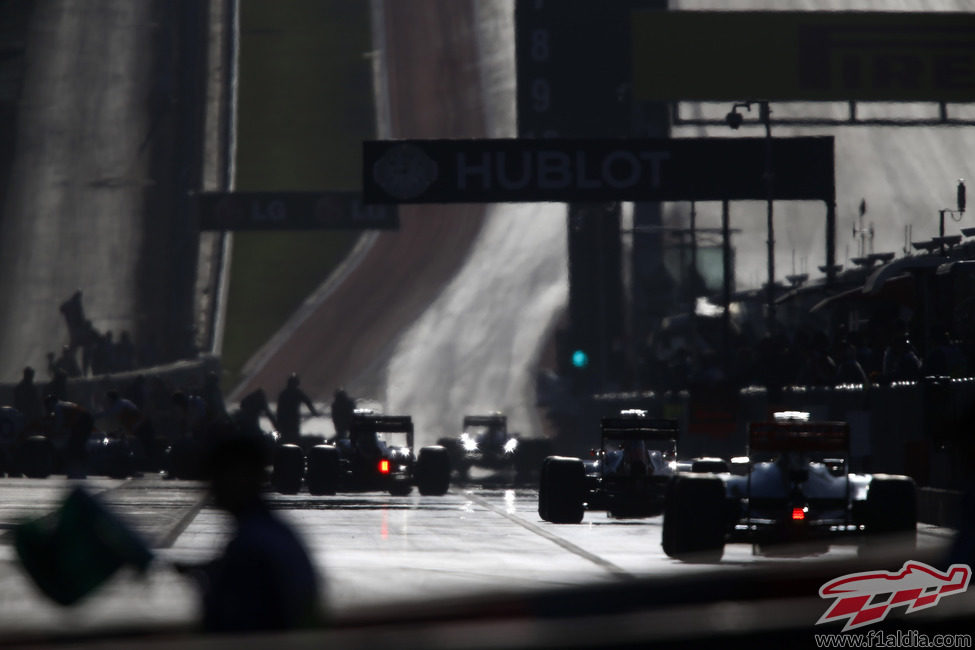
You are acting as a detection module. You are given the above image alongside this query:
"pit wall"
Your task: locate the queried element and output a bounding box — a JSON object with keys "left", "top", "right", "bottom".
{"left": 1, "top": 355, "right": 221, "bottom": 441}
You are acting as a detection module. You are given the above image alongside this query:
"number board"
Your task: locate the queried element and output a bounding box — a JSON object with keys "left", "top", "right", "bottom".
{"left": 515, "top": 0, "right": 666, "bottom": 139}
{"left": 195, "top": 191, "right": 398, "bottom": 231}
{"left": 632, "top": 10, "right": 975, "bottom": 102}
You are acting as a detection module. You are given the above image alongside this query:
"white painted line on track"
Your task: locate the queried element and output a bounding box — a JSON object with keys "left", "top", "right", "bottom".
{"left": 465, "top": 491, "right": 632, "bottom": 579}
{"left": 155, "top": 492, "right": 209, "bottom": 549}
{"left": 917, "top": 524, "right": 958, "bottom": 540}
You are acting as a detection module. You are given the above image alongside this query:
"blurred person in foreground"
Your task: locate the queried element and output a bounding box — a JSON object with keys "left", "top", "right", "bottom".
{"left": 177, "top": 429, "right": 321, "bottom": 632}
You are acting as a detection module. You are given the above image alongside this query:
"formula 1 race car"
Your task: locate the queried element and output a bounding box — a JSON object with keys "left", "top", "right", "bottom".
{"left": 438, "top": 413, "right": 552, "bottom": 483}
{"left": 662, "top": 412, "right": 917, "bottom": 561}
{"left": 538, "top": 411, "right": 680, "bottom": 523}
{"left": 280, "top": 411, "right": 450, "bottom": 496}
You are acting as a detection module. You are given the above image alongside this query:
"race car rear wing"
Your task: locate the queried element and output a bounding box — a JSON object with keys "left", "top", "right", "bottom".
{"left": 351, "top": 414, "right": 415, "bottom": 448}
{"left": 462, "top": 415, "right": 507, "bottom": 429}
{"left": 599, "top": 417, "right": 679, "bottom": 440}
{"left": 747, "top": 420, "right": 849, "bottom": 454}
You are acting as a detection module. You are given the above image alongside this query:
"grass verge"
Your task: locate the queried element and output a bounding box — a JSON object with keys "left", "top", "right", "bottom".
{"left": 221, "top": 0, "right": 375, "bottom": 392}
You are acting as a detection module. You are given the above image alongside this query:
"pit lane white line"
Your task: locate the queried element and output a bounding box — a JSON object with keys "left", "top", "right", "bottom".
{"left": 155, "top": 492, "right": 210, "bottom": 549}
{"left": 917, "top": 524, "right": 959, "bottom": 540}
{"left": 465, "top": 491, "right": 632, "bottom": 579}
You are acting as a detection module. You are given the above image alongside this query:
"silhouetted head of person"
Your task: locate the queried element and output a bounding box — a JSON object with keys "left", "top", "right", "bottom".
{"left": 43, "top": 393, "right": 58, "bottom": 412}
{"left": 172, "top": 391, "right": 188, "bottom": 409}
{"left": 22, "top": 366, "right": 33, "bottom": 381}
{"left": 287, "top": 373, "right": 300, "bottom": 388}
{"left": 202, "top": 432, "right": 270, "bottom": 517}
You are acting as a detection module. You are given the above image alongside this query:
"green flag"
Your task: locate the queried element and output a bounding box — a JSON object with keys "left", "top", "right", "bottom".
{"left": 14, "top": 486, "right": 154, "bottom": 606}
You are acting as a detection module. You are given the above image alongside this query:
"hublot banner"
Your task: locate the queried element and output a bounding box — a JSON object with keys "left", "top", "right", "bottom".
{"left": 363, "top": 136, "right": 835, "bottom": 204}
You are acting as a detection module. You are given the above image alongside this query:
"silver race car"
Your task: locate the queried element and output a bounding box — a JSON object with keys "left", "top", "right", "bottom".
{"left": 662, "top": 411, "right": 917, "bottom": 560}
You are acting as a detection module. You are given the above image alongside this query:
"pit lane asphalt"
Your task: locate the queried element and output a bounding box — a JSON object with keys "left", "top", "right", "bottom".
{"left": 0, "top": 475, "right": 955, "bottom": 641}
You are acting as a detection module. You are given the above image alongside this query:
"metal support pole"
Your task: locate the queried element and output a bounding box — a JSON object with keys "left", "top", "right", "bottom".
{"left": 826, "top": 201, "right": 837, "bottom": 287}
{"left": 940, "top": 209, "right": 946, "bottom": 256}
{"left": 722, "top": 199, "right": 732, "bottom": 369}
{"left": 762, "top": 101, "right": 775, "bottom": 335}
{"left": 690, "top": 200, "right": 697, "bottom": 294}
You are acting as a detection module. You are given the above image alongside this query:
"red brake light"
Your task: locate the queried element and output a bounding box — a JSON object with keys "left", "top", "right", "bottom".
{"left": 792, "top": 507, "right": 806, "bottom": 521}
{"left": 379, "top": 459, "right": 390, "bottom": 474}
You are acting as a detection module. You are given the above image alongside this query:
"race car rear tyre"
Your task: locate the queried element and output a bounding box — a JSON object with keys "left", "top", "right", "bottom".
{"left": 306, "top": 445, "right": 340, "bottom": 495}
{"left": 861, "top": 474, "right": 917, "bottom": 552}
{"left": 416, "top": 446, "right": 451, "bottom": 496}
{"left": 538, "top": 456, "right": 585, "bottom": 524}
{"left": 272, "top": 444, "right": 304, "bottom": 494}
{"left": 661, "top": 474, "right": 726, "bottom": 561}
{"left": 19, "top": 436, "right": 55, "bottom": 479}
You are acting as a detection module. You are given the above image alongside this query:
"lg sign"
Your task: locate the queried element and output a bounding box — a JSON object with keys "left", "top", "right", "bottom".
{"left": 362, "top": 137, "right": 834, "bottom": 204}
{"left": 456, "top": 150, "right": 670, "bottom": 192}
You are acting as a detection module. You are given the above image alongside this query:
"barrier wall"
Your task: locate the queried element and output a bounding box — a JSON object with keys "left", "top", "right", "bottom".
{"left": 1, "top": 355, "right": 221, "bottom": 440}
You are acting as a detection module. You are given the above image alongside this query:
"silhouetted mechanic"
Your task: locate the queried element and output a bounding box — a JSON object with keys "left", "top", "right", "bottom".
{"left": 276, "top": 373, "right": 319, "bottom": 445}
{"left": 235, "top": 389, "right": 277, "bottom": 438}
{"left": 13, "top": 366, "right": 44, "bottom": 426}
{"left": 330, "top": 388, "right": 355, "bottom": 439}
